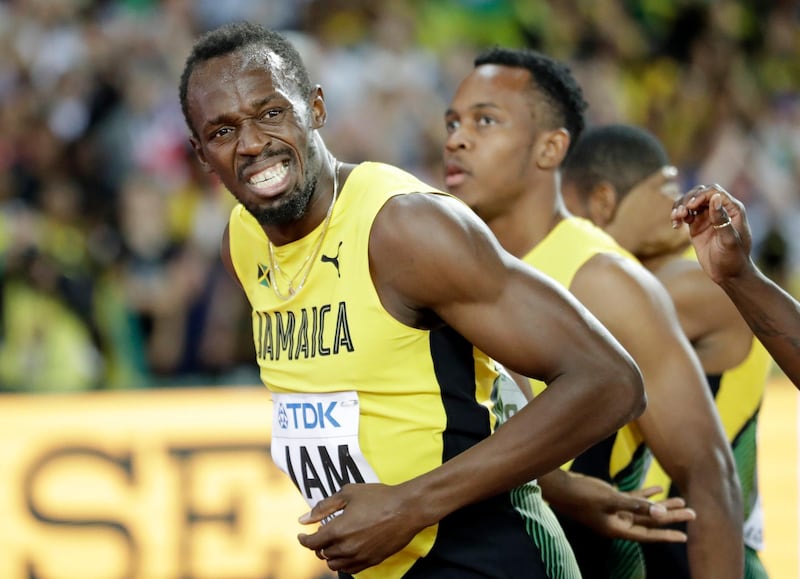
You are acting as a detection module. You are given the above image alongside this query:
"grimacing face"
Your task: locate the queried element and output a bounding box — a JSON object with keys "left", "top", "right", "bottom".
{"left": 443, "top": 64, "right": 542, "bottom": 221}
{"left": 186, "top": 48, "right": 326, "bottom": 226}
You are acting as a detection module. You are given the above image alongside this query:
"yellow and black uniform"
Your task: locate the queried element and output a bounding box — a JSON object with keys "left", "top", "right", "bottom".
{"left": 228, "top": 162, "right": 551, "bottom": 579}
{"left": 497, "top": 217, "right": 650, "bottom": 579}
{"left": 641, "top": 249, "right": 772, "bottom": 579}
{"left": 492, "top": 367, "right": 582, "bottom": 579}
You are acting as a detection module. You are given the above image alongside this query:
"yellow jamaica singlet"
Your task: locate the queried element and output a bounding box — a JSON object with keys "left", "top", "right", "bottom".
{"left": 641, "top": 247, "right": 772, "bottom": 579}
{"left": 227, "top": 161, "right": 549, "bottom": 578}
{"left": 511, "top": 216, "right": 650, "bottom": 579}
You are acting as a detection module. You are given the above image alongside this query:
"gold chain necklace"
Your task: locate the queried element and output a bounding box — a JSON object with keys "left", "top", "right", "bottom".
{"left": 267, "top": 158, "right": 341, "bottom": 300}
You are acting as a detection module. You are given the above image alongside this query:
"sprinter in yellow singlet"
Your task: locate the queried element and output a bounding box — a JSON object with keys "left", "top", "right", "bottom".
{"left": 562, "top": 123, "right": 773, "bottom": 578}
{"left": 443, "top": 47, "right": 743, "bottom": 578}
{"left": 179, "top": 23, "right": 646, "bottom": 578}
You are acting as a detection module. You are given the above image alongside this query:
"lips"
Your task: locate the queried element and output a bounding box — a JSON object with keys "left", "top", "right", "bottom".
{"left": 243, "top": 158, "right": 291, "bottom": 198}
{"left": 249, "top": 161, "right": 288, "bottom": 185}
{"left": 444, "top": 159, "right": 469, "bottom": 188}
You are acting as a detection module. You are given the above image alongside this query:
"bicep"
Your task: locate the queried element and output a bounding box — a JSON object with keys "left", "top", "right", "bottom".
{"left": 573, "top": 258, "right": 728, "bottom": 478}
{"left": 370, "top": 195, "right": 633, "bottom": 384}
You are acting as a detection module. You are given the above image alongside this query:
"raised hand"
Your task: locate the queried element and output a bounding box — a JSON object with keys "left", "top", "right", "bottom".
{"left": 670, "top": 184, "right": 753, "bottom": 284}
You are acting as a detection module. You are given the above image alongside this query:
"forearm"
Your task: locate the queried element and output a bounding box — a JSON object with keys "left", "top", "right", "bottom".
{"left": 721, "top": 264, "right": 800, "bottom": 385}
{"left": 537, "top": 469, "right": 585, "bottom": 517}
{"left": 402, "top": 376, "right": 641, "bottom": 527}
{"left": 682, "top": 461, "right": 744, "bottom": 577}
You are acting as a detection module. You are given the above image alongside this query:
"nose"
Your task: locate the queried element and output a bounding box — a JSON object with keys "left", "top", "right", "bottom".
{"left": 237, "top": 120, "right": 270, "bottom": 156}
{"left": 444, "top": 126, "right": 469, "bottom": 152}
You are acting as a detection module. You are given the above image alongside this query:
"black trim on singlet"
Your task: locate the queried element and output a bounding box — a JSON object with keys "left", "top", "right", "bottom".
{"left": 398, "top": 326, "right": 550, "bottom": 577}
{"left": 429, "top": 325, "right": 492, "bottom": 460}
{"left": 641, "top": 526, "right": 691, "bottom": 579}
{"left": 706, "top": 373, "right": 723, "bottom": 398}
{"left": 570, "top": 432, "right": 616, "bottom": 483}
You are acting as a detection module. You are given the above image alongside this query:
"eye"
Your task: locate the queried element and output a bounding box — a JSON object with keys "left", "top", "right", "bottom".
{"left": 210, "top": 126, "right": 233, "bottom": 140}
{"left": 260, "top": 108, "right": 283, "bottom": 120}
{"left": 445, "top": 119, "right": 460, "bottom": 134}
{"left": 477, "top": 114, "right": 496, "bottom": 127}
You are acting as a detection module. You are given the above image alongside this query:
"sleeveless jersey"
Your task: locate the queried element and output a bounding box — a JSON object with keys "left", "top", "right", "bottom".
{"left": 499, "top": 217, "right": 650, "bottom": 579}
{"left": 493, "top": 367, "right": 582, "bottom": 579}
{"left": 227, "top": 161, "right": 547, "bottom": 578}
{"left": 641, "top": 248, "right": 772, "bottom": 579}
{"left": 523, "top": 218, "right": 649, "bottom": 489}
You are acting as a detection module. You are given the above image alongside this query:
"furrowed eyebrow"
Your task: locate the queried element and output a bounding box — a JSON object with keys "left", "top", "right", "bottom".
{"left": 203, "top": 93, "right": 284, "bottom": 129}
{"left": 445, "top": 102, "right": 502, "bottom": 117}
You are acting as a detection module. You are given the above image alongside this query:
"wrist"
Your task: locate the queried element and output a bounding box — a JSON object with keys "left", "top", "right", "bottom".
{"left": 718, "top": 259, "right": 761, "bottom": 295}
{"left": 395, "top": 477, "right": 448, "bottom": 530}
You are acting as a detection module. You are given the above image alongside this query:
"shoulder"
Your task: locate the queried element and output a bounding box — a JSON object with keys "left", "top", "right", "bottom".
{"left": 369, "top": 192, "right": 513, "bottom": 319}
{"left": 570, "top": 252, "right": 677, "bottom": 331}
{"left": 371, "top": 192, "right": 503, "bottom": 284}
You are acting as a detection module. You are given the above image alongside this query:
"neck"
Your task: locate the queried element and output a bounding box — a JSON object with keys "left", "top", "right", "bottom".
{"left": 264, "top": 148, "right": 340, "bottom": 246}
{"left": 484, "top": 179, "right": 567, "bottom": 259}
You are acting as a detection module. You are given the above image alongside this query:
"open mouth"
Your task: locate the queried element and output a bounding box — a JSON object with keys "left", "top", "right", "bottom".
{"left": 247, "top": 160, "right": 291, "bottom": 197}
{"left": 444, "top": 163, "right": 468, "bottom": 187}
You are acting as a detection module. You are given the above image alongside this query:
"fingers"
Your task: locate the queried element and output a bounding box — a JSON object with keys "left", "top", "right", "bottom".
{"left": 611, "top": 491, "right": 667, "bottom": 517}
{"left": 709, "top": 192, "right": 733, "bottom": 228}
{"left": 297, "top": 529, "right": 325, "bottom": 552}
{"left": 625, "top": 526, "right": 689, "bottom": 544}
{"left": 629, "top": 485, "right": 664, "bottom": 500}
{"left": 632, "top": 504, "right": 696, "bottom": 527}
{"left": 299, "top": 494, "right": 348, "bottom": 525}
{"left": 671, "top": 185, "right": 707, "bottom": 228}
{"left": 658, "top": 496, "right": 688, "bottom": 510}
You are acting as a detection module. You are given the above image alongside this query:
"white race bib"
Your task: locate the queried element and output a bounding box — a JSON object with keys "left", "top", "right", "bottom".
{"left": 492, "top": 364, "right": 530, "bottom": 424}
{"left": 743, "top": 494, "right": 765, "bottom": 551}
{"left": 271, "top": 391, "right": 380, "bottom": 509}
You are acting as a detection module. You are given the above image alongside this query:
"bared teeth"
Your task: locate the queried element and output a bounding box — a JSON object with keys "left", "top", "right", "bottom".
{"left": 250, "top": 161, "right": 288, "bottom": 185}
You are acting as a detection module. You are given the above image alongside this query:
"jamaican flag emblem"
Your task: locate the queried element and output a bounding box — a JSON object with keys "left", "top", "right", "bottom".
{"left": 257, "top": 263, "right": 270, "bottom": 287}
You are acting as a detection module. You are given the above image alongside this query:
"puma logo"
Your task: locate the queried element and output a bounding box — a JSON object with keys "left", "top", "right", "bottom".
{"left": 321, "top": 241, "right": 343, "bottom": 277}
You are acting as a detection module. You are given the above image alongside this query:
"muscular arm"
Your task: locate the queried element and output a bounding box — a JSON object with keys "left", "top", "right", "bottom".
{"left": 298, "top": 193, "right": 645, "bottom": 573}
{"left": 571, "top": 253, "right": 743, "bottom": 578}
{"left": 371, "top": 193, "right": 645, "bottom": 519}
{"left": 673, "top": 185, "right": 800, "bottom": 387}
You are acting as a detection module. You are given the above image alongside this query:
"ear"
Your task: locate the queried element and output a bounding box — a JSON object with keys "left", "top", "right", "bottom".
{"left": 189, "top": 136, "right": 213, "bottom": 173}
{"left": 536, "top": 128, "right": 570, "bottom": 170}
{"left": 309, "top": 85, "right": 327, "bottom": 129}
{"left": 587, "top": 182, "right": 619, "bottom": 228}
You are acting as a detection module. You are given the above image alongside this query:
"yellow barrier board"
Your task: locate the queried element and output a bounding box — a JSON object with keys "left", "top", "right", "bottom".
{"left": 0, "top": 387, "right": 332, "bottom": 579}
{"left": 0, "top": 378, "right": 797, "bottom": 578}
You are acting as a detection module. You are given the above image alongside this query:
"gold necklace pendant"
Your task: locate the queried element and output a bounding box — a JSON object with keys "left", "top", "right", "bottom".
{"left": 267, "top": 157, "right": 341, "bottom": 301}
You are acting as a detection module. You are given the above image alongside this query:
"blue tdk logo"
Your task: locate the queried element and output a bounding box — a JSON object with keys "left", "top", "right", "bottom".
{"left": 280, "top": 402, "right": 342, "bottom": 430}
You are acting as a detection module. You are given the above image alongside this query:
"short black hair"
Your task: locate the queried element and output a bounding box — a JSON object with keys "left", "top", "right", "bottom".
{"left": 562, "top": 124, "right": 669, "bottom": 201}
{"left": 474, "top": 47, "right": 588, "bottom": 158}
{"left": 179, "top": 22, "right": 313, "bottom": 136}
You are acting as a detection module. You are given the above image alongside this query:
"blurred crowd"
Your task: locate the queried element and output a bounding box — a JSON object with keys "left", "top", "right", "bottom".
{"left": 0, "top": 0, "right": 798, "bottom": 392}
